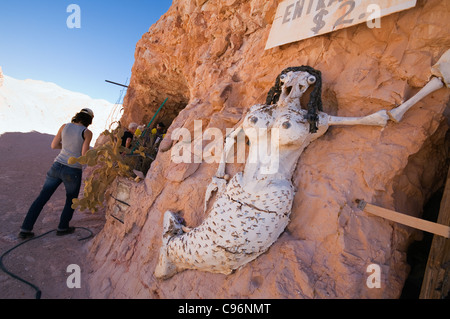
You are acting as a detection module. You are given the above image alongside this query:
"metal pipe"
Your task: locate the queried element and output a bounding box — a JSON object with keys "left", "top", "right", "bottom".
{"left": 105, "top": 80, "right": 129, "bottom": 88}
{"left": 130, "top": 98, "right": 168, "bottom": 155}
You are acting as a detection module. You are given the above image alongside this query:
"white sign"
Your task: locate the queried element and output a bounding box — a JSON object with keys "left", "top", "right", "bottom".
{"left": 265, "top": 0, "right": 417, "bottom": 50}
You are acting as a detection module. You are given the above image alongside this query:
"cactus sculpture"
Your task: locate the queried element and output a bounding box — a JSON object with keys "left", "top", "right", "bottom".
{"left": 69, "top": 127, "right": 145, "bottom": 213}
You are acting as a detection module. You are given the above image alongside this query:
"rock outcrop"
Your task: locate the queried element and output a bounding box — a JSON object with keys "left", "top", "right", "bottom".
{"left": 87, "top": 0, "right": 450, "bottom": 298}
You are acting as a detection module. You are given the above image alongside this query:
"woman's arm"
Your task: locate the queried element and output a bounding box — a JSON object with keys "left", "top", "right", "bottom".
{"left": 51, "top": 125, "right": 65, "bottom": 150}
{"left": 82, "top": 129, "right": 93, "bottom": 156}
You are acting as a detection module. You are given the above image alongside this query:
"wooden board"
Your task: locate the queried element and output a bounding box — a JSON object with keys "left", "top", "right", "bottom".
{"left": 358, "top": 201, "right": 450, "bottom": 239}
{"left": 420, "top": 167, "right": 450, "bottom": 299}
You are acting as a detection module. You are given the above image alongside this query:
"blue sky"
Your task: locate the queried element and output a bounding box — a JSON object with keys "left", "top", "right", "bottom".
{"left": 0, "top": 1, "right": 172, "bottom": 103}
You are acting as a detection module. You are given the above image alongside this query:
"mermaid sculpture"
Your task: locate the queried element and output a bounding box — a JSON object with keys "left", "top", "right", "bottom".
{"left": 154, "top": 66, "right": 393, "bottom": 279}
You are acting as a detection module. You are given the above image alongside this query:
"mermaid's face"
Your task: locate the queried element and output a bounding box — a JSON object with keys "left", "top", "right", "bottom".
{"left": 278, "top": 71, "right": 316, "bottom": 106}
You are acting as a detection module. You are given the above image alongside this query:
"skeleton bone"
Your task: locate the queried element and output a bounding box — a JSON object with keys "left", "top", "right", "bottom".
{"left": 203, "top": 125, "right": 244, "bottom": 212}
{"left": 388, "top": 49, "right": 450, "bottom": 123}
{"left": 328, "top": 110, "right": 389, "bottom": 127}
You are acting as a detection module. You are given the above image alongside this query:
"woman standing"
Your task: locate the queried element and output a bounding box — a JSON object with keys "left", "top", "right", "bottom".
{"left": 19, "top": 108, "right": 94, "bottom": 239}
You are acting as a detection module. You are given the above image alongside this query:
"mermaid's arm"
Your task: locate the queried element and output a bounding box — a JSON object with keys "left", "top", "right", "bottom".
{"left": 215, "top": 124, "right": 243, "bottom": 178}
{"left": 203, "top": 113, "right": 249, "bottom": 212}
{"left": 327, "top": 110, "right": 389, "bottom": 127}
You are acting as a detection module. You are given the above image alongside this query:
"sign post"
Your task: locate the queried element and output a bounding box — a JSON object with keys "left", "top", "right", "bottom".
{"left": 265, "top": 0, "right": 417, "bottom": 50}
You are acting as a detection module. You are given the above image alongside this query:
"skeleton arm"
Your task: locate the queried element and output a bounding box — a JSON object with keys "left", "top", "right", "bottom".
{"left": 215, "top": 124, "right": 243, "bottom": 178}
{"left": 388, "top": 76, "right": 445, "bottom": 122}
{"left": 328, "top": 49, "right": 450, "bottom": 127}
{"left": 204, "top": 123, "right": 244, "bottom": 212}
{"left": 388, "top": 49, "right": 449, "bottom": 122}
{"left": 327, "top": 110, "right": 389, "bottom": 127}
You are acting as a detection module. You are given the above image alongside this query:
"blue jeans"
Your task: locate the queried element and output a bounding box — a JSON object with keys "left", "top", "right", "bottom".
{"left": 21, "top": 162, "right": 82, "bottom": 232}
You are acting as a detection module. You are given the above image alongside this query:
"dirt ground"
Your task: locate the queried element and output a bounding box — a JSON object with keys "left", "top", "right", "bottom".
{"left": 0, "top": 132, "right": 106, "bottom": 299}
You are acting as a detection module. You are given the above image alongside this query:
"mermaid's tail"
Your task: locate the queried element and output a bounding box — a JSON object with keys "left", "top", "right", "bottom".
{"left": 154, "top": 173, "right": 294, "bottom": 280}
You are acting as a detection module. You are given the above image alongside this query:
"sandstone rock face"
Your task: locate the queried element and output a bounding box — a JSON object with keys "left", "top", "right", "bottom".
{"left": 87, "top": 0, "right": 450, "bottom": 298}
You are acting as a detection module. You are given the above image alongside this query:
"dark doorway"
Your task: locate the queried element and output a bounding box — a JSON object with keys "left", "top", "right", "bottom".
{"left": 400, "top": 188, "right": 444, "bottom": 299}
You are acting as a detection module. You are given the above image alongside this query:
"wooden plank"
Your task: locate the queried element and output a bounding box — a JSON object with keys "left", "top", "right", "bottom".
{"left": 357, "top": 201, "right": 450, "bottom": 239}
{"left": 420, "top": 167, "right": 450, "bottom": 299}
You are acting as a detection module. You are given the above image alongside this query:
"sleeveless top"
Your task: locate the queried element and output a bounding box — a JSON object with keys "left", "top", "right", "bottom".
{"left": 54, "top": 123, "right": 86, "bottom": 169}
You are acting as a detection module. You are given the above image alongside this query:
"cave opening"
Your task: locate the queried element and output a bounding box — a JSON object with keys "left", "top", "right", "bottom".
{"left": 141, "top": 98, "right": 189, "bottom": 134}
{"left": 132, "top": 97, "right": 189, "bottom": 176}
{"left": 130, "top": 77, "right": 191, "bottom": 176}
{"left": 400, "top": 186, "right": 445, "bottom": 299}
{"left": 396, "top": 121, "right": 450, "bottom": 299}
